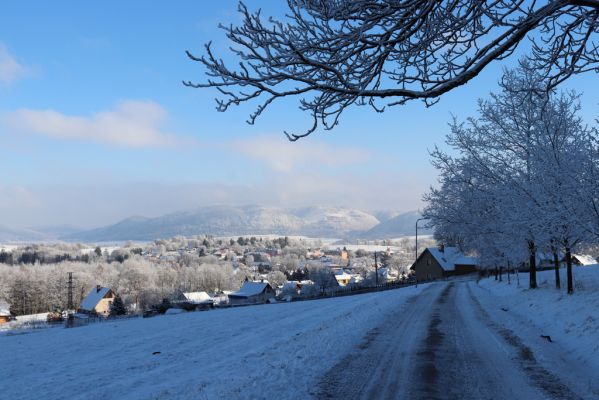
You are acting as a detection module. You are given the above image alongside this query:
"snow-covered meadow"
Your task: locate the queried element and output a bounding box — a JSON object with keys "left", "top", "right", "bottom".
{"left": 0, "top": 285, "right": 426, "bottom": 400}
{"left": 474, "top": 266, "right": 599, "bottom": 373}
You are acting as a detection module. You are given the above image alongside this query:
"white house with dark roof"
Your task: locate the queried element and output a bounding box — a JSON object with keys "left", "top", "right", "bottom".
{"left": 410, "top": 245, "right": 478, "bottom": 280}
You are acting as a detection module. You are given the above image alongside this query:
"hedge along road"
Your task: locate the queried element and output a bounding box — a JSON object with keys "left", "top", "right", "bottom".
{"left": 317, "top": 280, "right": 591, "bottom": 400}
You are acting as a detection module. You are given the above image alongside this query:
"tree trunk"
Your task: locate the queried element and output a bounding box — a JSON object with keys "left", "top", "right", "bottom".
{"left": 528, "top": 241, "right": 537, "bottom": 289}
{"left": 494, "top": 267, "right": 498, "bottom": 280}
{"left": 507, "top": 266, "right": 511, "bottom": 285}
{"left": 499, "top": 267, "right": 503, "bottom": 282}
{"left": 553, "top": 250, "right": 561, "bottom": 289}
{"left": 565, "top": 247, "right": 574, "bottom": 294}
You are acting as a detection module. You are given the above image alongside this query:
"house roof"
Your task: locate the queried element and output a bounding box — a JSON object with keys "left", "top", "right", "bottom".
{"left": 573, "top": 254, "right": 597, "bottom": 266}
{"left": 229, "top": 281, "right": 272, "bottom": 298}
{"left": 79, "top": 287, "right": 112, "bottom": 311}
{"left": 0, "top": 300, "right": 10, "bottom": 317}
{"left": 419, "top": 247, "right": 477, "bottom": 271}
{"left": 182, "top": 292, "right": 213, "bottom": 304}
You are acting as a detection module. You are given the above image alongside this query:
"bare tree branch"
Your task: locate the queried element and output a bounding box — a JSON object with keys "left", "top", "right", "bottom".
{"left": 185, "top": 1, "right": 599, "bottom": 140}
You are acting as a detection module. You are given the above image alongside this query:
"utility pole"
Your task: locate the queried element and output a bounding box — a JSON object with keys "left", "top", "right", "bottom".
{"left": 67, "top": 272, "right": 74, "bottom": 311}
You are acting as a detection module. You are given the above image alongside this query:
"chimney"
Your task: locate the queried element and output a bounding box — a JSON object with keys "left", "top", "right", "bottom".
{"left": 438, "top": 244, "right": 445, "bottom": 253}
{"left": 96, "top": 285, "right": 101, "bottom": 293}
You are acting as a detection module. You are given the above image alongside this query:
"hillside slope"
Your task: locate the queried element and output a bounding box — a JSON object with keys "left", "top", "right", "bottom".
{"left": 0, "top": 286, "right": 425, "bottom": 400}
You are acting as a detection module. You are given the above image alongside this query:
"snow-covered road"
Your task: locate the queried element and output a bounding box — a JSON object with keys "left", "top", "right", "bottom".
{"left": 319, "top": 280, "right": 597, "bottom": 400}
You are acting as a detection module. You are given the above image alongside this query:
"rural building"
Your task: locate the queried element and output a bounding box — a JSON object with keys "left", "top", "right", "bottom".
{"left": 228, "top": 281, "right": 276, "bottom": 305}
{"left": 334, "top": 270, "right": 353, "bottom": 286}
{"left": 571, "top": 254, "right": 597, "bottom": 266}
{"left": 78, "top": 286, "right": 117, "bottom": 317}
{"left": 175, "top": 292, "right": 214, "bottom": 310}
{"left": 410, "top": 246, "right": 477, "bottom": 280}
{"left": 378, "top": 267, "right": 398, "bottom": 283}
{"left": 280, "top": 280, "right": 315, "bottom": 300}
{"left": 0, "top": 300, "right": 14, "bottom": 324}
{"left": 524, "top": 253, "right": 596, "bottom": 270}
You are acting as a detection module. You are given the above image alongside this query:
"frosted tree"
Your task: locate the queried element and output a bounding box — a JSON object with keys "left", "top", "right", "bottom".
{"left": 529, "top": 94, "right": 597, "bottom": 293}
{"left": 186, "top": 1, "right": 599, "bottom": 139}
{"left": 425, "top": 63, "right": 599, "bottom": 291}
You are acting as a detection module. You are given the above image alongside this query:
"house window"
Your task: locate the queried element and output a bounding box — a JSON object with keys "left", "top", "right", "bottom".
{"left": 427, "top": 259, "right": 431, "bottom": 266}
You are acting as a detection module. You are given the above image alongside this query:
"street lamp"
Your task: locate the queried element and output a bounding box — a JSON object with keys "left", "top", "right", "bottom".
{"left": 415, "top": 217, "right": 429, "bottom": 263}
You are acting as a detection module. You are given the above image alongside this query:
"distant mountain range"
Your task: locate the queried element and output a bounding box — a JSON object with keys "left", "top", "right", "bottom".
{"left": 1, "top": 206, "right": 433, "bottom": 243}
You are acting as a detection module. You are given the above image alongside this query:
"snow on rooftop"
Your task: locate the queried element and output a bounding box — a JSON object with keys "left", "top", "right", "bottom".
{"left": 79, "top": 287, "right": 111, "bottom": 311}
{"left": 573, "top": 254, "right": 597, "bottom": 266}
{"left": 229, "top": 281, "right": 271, "bottom": 298}
{"left": 426, "top": 247, "right": 477, "bottom": 271}
{"left": 182, "top": 292, "right": 213, "bottom": 304}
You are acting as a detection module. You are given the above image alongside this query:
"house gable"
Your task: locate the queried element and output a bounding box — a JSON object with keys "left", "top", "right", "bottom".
{"left": 411, "top": 249, "right": 445, "bottom": 280}
{"left": 79, "top": 287, "right": 116, "bottom": 315}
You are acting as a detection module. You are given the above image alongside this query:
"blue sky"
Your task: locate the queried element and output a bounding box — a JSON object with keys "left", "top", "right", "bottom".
{"left": 1, "top": 1, "right": 597, "bottom": 229}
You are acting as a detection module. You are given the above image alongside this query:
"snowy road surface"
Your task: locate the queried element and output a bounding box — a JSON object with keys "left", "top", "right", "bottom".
{"left": 319, "top": 280, "right": 598, "bottom": 400}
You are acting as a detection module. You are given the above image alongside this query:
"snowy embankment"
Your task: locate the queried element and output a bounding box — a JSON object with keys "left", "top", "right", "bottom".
{"left": 0, "top": 285, "right": 426, "bottom": 400}
{"left": 473, "top": 266, "right": 599, "bottom": 374}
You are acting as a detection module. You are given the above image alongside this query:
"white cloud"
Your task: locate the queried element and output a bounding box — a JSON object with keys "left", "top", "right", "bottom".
{"left": 2, "top": 101, "right": 188, "bottom": 148}
{"left": 0, "top": 43, "right": 30, "bottom": 85}
{"left": 229, "top": 134, "right": 371, "bottom": 172}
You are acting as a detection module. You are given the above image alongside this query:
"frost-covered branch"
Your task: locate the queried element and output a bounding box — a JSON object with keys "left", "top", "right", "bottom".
{"left": 185, "top": 0, "right": 599, "bottom": 140}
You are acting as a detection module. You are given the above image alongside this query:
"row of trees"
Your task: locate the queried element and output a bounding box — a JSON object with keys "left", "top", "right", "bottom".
{"left": 0, "top": 257, "right": 242, "bottom": 316}
{"left": 424, "top": 63, "right": 599, "bottom": 294}
{"left": 0, "top": 250, "right": 404, "bottom": 315}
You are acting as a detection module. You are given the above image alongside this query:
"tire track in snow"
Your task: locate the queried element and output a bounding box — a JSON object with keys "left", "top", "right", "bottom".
{"left": 412, "top": 283, "right": 453, "bottom": 400}
{"left": 316, "top": 283, "right": 440, "bottom": 399}
{"left": 466, "top": 283, "right": 584, "bottom": 400}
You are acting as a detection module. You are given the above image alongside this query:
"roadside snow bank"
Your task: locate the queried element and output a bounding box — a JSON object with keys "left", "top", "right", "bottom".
{"left": 475, "top": 266, "right": 599, "bottom": 373}
{"left": 0, "top": 285, "right": 425, "bottom": 400}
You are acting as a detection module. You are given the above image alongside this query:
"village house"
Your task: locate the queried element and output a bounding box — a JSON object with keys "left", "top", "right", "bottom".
{"left": 175, "top": 292, "right": 214, "bottom": 310}
{"left": 228, "top": 281, "right": 276, "bottom": 305}
{"left": 411, "top": 245, "right": 478, "bottom": 280}
{"left": 280, "top": 280, "right": 315, "bottom": 300}
{"left": 378, "top": 267, "right": 399, "bottom": 283}
{"left": 0, "top": 300, "right": 15, "bottom": 324}
{"left": 571, "top": 254, "right": 597, "bottom": 266}
{"left": 523, "top": 252, "right": 596, "bottom": 270}
{"left": 334, "top": 269, "right": 353, "bottom": 286}
{"left": 78, "top": 286, "right": 117, "bottom": 317}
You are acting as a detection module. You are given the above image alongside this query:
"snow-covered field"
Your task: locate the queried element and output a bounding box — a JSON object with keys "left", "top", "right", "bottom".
{"left": 0, "top": 285, "right": 426, "bottom": 400}
{"left": 474, "top": 266, "right": 599, "bottom": 374}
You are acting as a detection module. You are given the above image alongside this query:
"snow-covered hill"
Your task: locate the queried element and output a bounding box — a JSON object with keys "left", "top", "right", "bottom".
{"left": 0, "top": 286, "right": 425, "bottom": 400}
{"left": 361, "top": 210, "right": 433, "bottom": 238}
{"left": 62, "top": 205, "right": 381, "bottom": 241}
